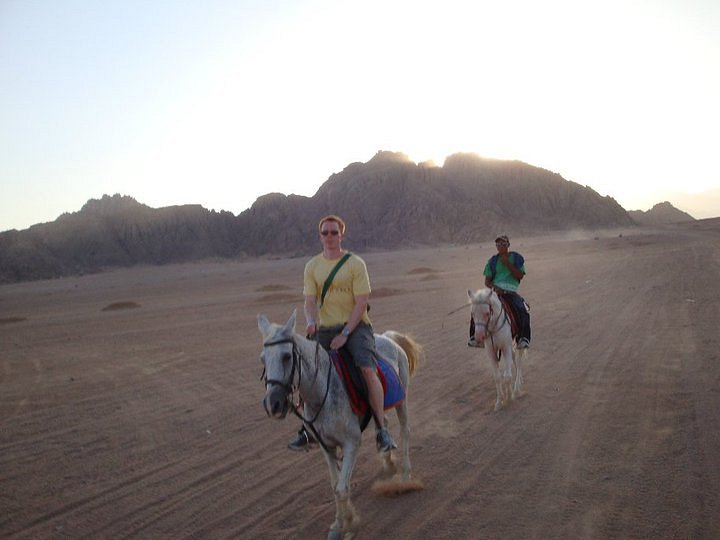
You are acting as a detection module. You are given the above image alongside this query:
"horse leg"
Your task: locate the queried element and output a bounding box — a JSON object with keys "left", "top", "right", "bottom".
{"left": 393, "top": 402, "right": 412, "bottom": 480}
{"left": 487, "top": 349, "right": 504, "bottom": 411}
{"left": 501, "top": 342, "right": 515, "bottom": 404}
{"left": 512, "top": 349, "right": 525, "bottom": 398}
{"left": 329, "top": 493, "right": 358, "bottom": 540}
{"left": 490, "top": 345, "right": 514, "bottom": 409}
{"left": 324, "top": 445, "right": 360, "bottom": 540}
{"left": 322, "top": 449, "right": 343, "bottom": 537}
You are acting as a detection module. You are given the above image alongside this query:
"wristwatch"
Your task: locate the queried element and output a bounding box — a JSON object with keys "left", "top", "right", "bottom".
{"left": 341, "top": 327, "right": 351, "bottom": 337}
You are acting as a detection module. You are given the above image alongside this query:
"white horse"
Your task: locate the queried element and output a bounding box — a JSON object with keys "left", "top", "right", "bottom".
{"left": 468, "top": 288, "right": 526, "bottom": 411}
{"left": 257, "top": 310, "right": 422, "bottom": 540}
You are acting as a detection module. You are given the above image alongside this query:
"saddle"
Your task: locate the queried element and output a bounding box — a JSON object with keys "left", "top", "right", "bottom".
{"left": 329, "top": 349, "right": 406, "bottom": 431}
{"left": 497, "top": 293, "right": 520, "bottom": 341}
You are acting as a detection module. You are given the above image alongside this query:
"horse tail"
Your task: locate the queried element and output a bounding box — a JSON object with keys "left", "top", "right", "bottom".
{"left": 382, "top": 331, "right": 422, "bottom": 377}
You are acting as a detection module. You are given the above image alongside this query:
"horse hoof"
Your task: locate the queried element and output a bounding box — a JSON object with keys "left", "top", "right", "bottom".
{"left": 327, "top": 519, "right": 360, "bottom": 540}
{"left": 331, "top": 519, "right": 359, "bottom": 540}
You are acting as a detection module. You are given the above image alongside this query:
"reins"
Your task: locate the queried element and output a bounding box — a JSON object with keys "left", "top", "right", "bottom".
{"left": 446, "top": 302, "right": 471, "bottom": 316}
{"left": 472, "top": 291, "right": 510, "bottom": 362}
{"left": 261, "top": 335, "right": 334, "bottom": 454}
{"left": 475, "top": 294, "right": 509, "bottom": 335}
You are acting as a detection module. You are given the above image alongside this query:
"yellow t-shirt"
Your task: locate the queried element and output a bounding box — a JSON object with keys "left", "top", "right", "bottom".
{"left": 304, "top": 252, "right": 371, "bottom": 327}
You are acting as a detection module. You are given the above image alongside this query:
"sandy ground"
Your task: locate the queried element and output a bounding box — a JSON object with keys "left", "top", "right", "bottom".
{"left": 2, "top": 220, "right": 719, "bottom": 539}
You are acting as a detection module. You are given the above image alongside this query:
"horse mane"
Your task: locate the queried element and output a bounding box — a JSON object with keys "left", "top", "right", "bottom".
{"left": 470, "top": 287, "right": 497, "bottom": 306}
{"left": 382, "top": 330, "right": 422, "bottom": 376}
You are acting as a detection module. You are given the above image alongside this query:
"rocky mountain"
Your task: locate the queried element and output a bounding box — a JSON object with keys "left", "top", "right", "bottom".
{"left": 235, "top": 151, "right": 636, "bottom": 255}
{"left": 0, "top": 150, "right": 686, "bottom": 284}
{"left": 0, "top": 196, "right": 241, "bottom": 283}
{"left": 628, "top": 201, "right": 695, "bottom": 225}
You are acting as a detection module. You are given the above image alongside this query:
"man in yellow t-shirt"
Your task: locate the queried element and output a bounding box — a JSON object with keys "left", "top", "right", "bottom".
{"left": 288, "top": 214, "right": 397, "bottom": 453}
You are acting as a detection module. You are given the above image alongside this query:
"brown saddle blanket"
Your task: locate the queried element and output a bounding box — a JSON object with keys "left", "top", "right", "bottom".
{"left": 498, "top": 294, "right": 519, "bottom": 340}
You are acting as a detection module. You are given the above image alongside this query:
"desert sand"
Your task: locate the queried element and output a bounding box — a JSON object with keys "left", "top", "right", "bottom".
{"left": 1, "top": 220, "right": 719, "bottom": 539}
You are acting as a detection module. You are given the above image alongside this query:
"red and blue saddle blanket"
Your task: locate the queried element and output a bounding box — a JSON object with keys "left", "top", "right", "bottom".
{"left": 329, "top": 350, "right": 406, "bottom": 417}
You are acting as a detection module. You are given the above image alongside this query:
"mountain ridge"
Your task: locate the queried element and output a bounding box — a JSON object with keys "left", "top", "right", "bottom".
{"left": 0, "top": 151, "right": 694, "bottom": 283}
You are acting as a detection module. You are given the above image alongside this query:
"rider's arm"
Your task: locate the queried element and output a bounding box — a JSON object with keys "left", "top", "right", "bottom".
{"left": 330, "top": 294, "right": 368, "bottom": 350}
{"left": 344, "top": 294, "right": 368, "bottom": 335}
{"left": 304, "top": 295, "right": 319, "bottom": 335}
{"left": 485, "top": 275, "right": 504, "bottom": 295}
{"left": 500, "top": 253, "right": 525, "bottom": 281}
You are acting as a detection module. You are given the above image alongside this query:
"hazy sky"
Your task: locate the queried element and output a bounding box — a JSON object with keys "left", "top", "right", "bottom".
{"left": 1, "top": 0, "right": 719, "bottom": 232}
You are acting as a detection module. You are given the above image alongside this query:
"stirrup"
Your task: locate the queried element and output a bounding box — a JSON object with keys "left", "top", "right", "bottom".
{"left": 288, "top": 428, "right": 312, "bottom": 452}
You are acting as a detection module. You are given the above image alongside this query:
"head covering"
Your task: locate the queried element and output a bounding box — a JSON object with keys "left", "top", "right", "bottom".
{"left": 495, "top": 235, "right": 509, "bottom": 244}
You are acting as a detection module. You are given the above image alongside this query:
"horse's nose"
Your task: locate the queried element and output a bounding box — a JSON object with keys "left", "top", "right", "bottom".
{"left": 262, "top": 396, "right": 272, "bottom": 417}
{"left": 263, "top": 391, "right": 288, "bottom": 418}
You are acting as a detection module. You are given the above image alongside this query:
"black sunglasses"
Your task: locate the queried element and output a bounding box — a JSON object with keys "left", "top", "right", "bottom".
{"left": 320, "top": 230, "right": 340, "bottom": 236}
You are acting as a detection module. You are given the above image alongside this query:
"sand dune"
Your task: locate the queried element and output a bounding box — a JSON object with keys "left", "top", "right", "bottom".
{"left": 1, "top": 220, "right": 719, "bottom": 539}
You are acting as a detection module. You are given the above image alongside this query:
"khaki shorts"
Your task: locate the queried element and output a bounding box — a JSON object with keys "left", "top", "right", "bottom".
{"left": 318, "top": 321, "right": 377, "bottom": 369}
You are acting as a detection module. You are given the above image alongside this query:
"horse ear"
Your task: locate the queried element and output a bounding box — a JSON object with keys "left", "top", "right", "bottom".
{"left": 284, "top": 309, "right": 297, "bottom": 333}
{"left": 467, "top": 289, "right": 475, "bottom": 301}
{"left": 257, "top": 314, "right": 271, "bottom": 335}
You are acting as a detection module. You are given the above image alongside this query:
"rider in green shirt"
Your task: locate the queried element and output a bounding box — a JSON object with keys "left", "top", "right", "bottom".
{"left": 469, "top": 235, "right": 531, "bottom": 349}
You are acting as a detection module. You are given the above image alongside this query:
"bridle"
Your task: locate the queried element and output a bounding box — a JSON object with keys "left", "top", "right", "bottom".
{"left": 260, "top": 334, "right": 333, "bottom": 452}
{"left": 473, "top": 291, "right": 510, "bottom": 356}
{"left": 261, "top": 336, "right": 300, "bottom": 395}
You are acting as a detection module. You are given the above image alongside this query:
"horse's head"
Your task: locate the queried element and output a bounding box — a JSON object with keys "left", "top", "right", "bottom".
{"left": 257, "top": 310, "right": 297, "bottom": 419}
{"left": 467, "top": 288, "right": 496, "bottom": 342}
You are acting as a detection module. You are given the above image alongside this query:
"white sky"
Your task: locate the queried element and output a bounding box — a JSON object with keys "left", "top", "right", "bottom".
{"left": 1, "top": 0, "right": 719, "bottom": 232}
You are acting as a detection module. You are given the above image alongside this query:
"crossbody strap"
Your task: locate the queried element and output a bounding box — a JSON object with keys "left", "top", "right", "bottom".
{"left": 320, "top": 252, "right": 352, "bottom": 307}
